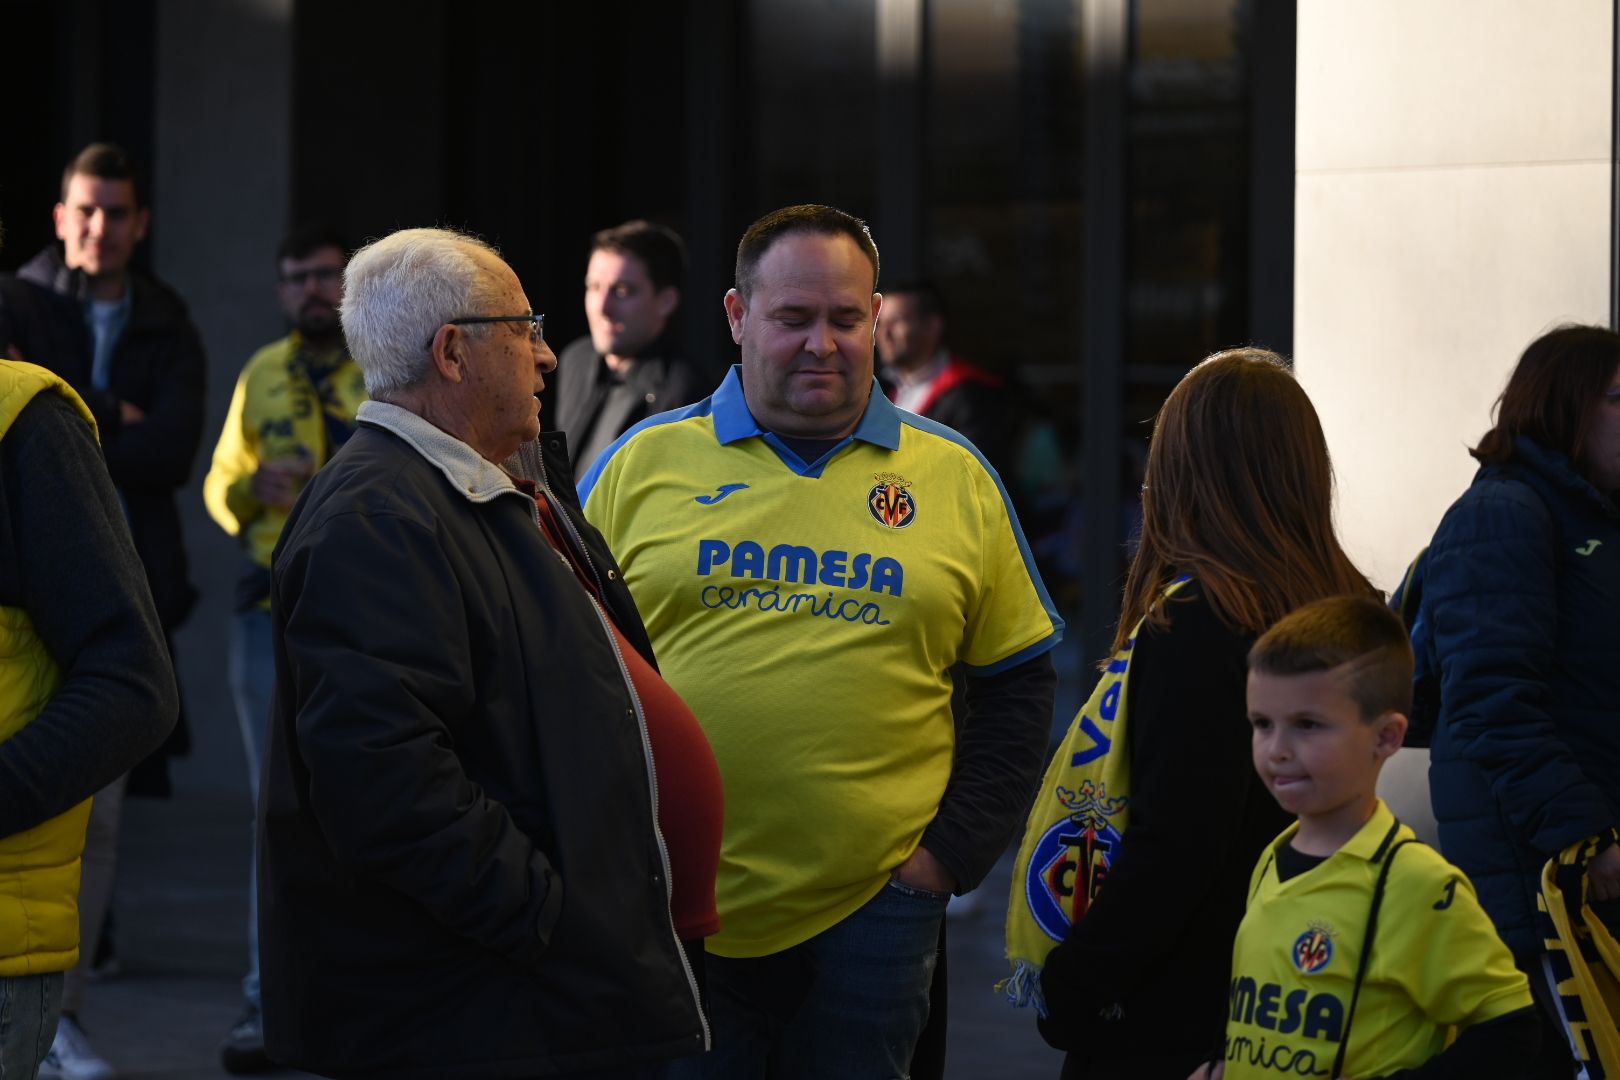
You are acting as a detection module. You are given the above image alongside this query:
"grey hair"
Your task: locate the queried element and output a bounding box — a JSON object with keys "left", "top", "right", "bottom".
{"left": 340, "top": 227, "right": 504, "bottom": 398}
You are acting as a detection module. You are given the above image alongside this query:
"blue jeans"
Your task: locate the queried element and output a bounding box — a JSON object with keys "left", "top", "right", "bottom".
{"left": 228, "top": 607, "right": 275, "bottom": 1009}
{"left": 0, "top": 973, "right": 62, "bottom": 1078}
{"left": 665, "top": 878, "right": 949, "bottom": 1080}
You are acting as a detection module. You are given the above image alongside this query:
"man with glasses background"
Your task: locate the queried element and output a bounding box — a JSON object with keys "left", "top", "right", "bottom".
{"left": 201, "top": 222, "right": 365, "bottom": 1074}
{"left": 258, "top": 226, "right": 710, "bottom": 1078}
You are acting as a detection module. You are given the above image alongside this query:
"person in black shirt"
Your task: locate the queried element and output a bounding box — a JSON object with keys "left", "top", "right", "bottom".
{"left": 553, "top": 220, "right": 705, "bottom": 472}
{"left": 1035, "top": 349, "right": 1379, "bottom": 1078}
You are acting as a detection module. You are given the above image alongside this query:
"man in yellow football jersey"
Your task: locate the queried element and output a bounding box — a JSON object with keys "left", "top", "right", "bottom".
{"left": 580, "top": 204, "right": 1062, "bottom": 1079}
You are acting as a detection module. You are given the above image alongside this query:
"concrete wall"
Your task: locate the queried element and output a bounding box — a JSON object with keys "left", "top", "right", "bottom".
{"left": 1293, "top": 0, "right": 1614, "bottom": 839}
{"left": 154, "top": 0, "right": 292, "bottom": 798}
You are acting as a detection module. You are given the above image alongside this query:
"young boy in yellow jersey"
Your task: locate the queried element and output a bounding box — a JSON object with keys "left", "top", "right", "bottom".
{"left": 1191, "top": 596, "right": 1537, "bottom": 1079}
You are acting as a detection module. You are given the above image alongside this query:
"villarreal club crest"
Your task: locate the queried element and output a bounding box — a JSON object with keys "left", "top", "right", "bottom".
{"left": 868, "top": 472, "right": 917, "bottom": 530}
{"left": 1292, "top": 923, "right": 1336, "bottom": 975}
{"left": 1025, "top": 780, "right": 1127, "bottom": 941}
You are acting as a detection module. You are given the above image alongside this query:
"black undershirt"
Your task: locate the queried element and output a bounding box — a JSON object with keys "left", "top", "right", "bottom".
{"left": 1276, "top": 842, "right": 1329, "bottom": 882}
{"left": 775, "top": 435, "right": 844, "bottom": 466}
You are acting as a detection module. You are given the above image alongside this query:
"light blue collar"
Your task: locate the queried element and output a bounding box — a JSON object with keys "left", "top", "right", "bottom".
{"left": 709, "top": 364, "right": 901, "bottom": 451}
{"left": 707, "top": 365, "right": 900, "bottom": 477}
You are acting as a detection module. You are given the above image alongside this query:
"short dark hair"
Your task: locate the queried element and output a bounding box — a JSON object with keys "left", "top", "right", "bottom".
{"left": 61, "top": 143, "right": 143, "bottom": 207}
{"left": 882, "top": 279, "right": 947, "bottom": 321}
{"left": 1471, "top": 324, "right": 1620, "bottom": 471}
{"left": 1249, "top": 596, "right": 1413, "bottom": 721}
{"left": 277, "top": 222, "right": 348, "bottom": 265}
{"left": 734, "top": 204, "right": 879, "bottom": 298}
{"left": 591, "top": 220, "right": 686, "bottom": 293}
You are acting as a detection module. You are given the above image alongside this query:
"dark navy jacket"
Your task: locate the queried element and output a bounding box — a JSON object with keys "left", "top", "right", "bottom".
{"left": 17, "top": 246, "right": 206, "bottom": 629}
{"left": 261, "top": 413, "right": 705, "bottom": 1078}
{"left": 1425, "top": 436, "right": 1620, "bottom": 954}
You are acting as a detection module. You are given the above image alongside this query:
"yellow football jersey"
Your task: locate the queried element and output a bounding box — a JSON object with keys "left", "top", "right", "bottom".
{"left": 581, "top": 368, "right": 1062, "bottom": 957}
{"left": 1222, "top": 800, "right": 1530, "bottom": 1078}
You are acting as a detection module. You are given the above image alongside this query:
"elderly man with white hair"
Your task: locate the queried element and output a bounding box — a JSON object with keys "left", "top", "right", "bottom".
{"left": 256, "top": 227, "right": 715, "bottom": 1080}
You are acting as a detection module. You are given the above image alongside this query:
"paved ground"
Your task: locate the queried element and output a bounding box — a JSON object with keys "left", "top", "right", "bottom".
{"left": 78, "top": 793, "right": 1064, "bottom": 1080}
{"left": 66, "top": 795, "right": 313, "bottom": 1080}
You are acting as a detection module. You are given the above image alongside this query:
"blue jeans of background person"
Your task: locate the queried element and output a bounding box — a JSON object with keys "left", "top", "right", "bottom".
{"left": 665, "top": 878, "right": 949, "bottom": 1080}
{"left": 228, "top": 607, "right": 275, "bottom": 1010}
{"left": 0, "top": 972, "right": 62, "bottom": 1078}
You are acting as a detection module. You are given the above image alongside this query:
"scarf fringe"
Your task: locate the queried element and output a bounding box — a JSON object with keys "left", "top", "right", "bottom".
{"left": 996, "top": 959, "right": 1048, "bottom": 1018}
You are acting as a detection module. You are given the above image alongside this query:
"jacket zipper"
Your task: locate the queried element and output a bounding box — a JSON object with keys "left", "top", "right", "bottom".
{"left": 531, "top": 469, "right": 710, "bottom": 1049}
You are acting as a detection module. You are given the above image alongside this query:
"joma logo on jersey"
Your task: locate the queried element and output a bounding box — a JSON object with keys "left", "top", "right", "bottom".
{"left": 696, "top": 539, "right": 904, "bottom": 596}
{"left": 696, "top": 483, "right": 749, "bottom": 505}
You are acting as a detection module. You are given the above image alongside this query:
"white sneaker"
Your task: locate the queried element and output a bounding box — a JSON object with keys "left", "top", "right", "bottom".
{"left": 38, "top": 1015, "right": 115, "bottom": 1080}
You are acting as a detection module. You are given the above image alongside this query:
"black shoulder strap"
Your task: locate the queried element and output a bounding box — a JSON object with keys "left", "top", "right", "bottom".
{"left": 1395, "top": 548, "right": 1427, "bottom": 627}
{"left": 1250, "top": 848, "right": 1277, "bottom": 903}
{"left": 1333, "top": 821, "right": 1413, "bottom": 1079}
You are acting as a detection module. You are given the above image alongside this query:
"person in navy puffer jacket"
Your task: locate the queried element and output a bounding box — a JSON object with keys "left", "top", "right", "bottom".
{"left": 1424, "top": 323, "right": 1620, "bottom": 1077}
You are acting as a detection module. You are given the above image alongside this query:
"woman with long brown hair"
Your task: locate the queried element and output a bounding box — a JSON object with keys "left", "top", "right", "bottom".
{"left": 1012, "top": 348, "right": 1376, "bottom": 1078}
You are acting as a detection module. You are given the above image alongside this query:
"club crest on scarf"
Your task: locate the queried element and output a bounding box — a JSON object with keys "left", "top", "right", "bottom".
{"left": 1003, "top": 576, "right": 1193, "bottom": 1014}
{"left": 1025, "top": 779, "right": 1127, "bottom": 941}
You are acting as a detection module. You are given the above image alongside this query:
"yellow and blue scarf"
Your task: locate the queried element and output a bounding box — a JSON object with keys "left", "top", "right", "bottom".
{"left": 1002, "top": 577, "right": 1191, "bottom": 1014}
{"left": 1539, "top": 835, "right": 1620, "bottom": 1076}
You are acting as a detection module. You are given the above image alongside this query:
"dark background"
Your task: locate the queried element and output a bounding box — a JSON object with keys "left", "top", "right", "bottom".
{"left": 0, "top": 0, "right": 1294, "bottom": 707}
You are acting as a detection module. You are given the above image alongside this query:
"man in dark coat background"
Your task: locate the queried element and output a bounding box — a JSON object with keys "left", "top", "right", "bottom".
{"left": 19, "top": 143, "right": 207, "bottom": 645}
{"left": 12, "top": 141, "right": 205, "bottom": 1080}
{"left": 553, "top": 219, "right": 706, "bottom": 473}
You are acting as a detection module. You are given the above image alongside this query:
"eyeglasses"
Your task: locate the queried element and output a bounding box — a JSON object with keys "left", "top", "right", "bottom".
{"left": 279, "top": 267, "right": 343, "bottom": 287}
{"left": 425, "top": 312, "right": 545, "bottom": 349}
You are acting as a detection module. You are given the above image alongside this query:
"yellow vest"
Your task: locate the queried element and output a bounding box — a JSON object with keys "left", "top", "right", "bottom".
{"left": 0, "top": 361, "right": 98, "bottom": 975}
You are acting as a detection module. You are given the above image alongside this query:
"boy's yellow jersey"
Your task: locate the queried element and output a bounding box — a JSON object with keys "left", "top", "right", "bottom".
{"left": 1223, "top": 799, "right": 1530, "bottom": 1078}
